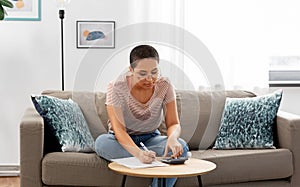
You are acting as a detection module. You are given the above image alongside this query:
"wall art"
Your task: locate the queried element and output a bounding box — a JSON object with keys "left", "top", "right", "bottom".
{"left": 5, "top": 0, "right": 41, "bottom": 21}
{"left": 77, "top": 20, "right": 115, "bottom": 48}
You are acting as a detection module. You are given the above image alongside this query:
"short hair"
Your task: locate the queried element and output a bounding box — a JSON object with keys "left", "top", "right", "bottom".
{"left": 129, "top": 45, "right": 159, "bottom": 68}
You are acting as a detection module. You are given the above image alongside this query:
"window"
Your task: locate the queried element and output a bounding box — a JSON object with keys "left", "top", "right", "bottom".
{"left": 269, "top": 56, "right": 300, "bottom": 87}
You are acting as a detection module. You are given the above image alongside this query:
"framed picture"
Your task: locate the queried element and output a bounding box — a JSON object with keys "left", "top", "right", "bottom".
{"left": 77, "top": 21, "right": 115, "bottom": 48}
{"left": 5, "top": 0, "right": 41, "bottom": 21}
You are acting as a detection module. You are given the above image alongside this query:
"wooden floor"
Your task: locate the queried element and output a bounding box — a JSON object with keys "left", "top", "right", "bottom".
{"left": 0, "top": 177, "right": 20, "bottom": 187}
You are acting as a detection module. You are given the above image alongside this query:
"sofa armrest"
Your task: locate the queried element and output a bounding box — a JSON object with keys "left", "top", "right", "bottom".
{"left": 20, "top": 108, "right": 44, "bottom": 187}
{"left": 276, "top": 111, "right": 300, "bottom": 186}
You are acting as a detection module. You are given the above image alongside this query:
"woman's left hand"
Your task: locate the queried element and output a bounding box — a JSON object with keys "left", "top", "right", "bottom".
{"left": 163, "top": 137, "right": 183, "bottom": 158}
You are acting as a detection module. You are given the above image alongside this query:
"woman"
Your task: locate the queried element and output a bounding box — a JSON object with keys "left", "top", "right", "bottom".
{"left": 95, "top": 44, "right": 189, "bottom": 187}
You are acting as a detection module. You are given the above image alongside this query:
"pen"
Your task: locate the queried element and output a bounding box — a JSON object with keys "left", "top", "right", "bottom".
{"left": 140, "top": 142, "right": 156, "bottom": 159}
{"left": 140, "top": 142, "right": 149, "bottom": 151}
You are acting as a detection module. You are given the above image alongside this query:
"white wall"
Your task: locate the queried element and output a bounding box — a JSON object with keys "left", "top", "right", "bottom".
{"left": 0, "top": 1, "right": 59, "bottom": 165}
{"left": 0, "top": 0, "right": 138, "bottom": 165}
{"left": 1, "top": 0, "right": 300, "bottom": 165}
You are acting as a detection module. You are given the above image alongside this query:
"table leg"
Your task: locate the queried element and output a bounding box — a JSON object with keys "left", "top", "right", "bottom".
{"left": 197, "top": 175, "right": 203, "bottom": 187}
{"left": 157, "top": 178, "right": 166, "bottom": 187}
{"left": 121, "top": 175, "right": 127, "bottom": 187}
{"left": 162, "top": 178, "right": 166, "bottom": 187}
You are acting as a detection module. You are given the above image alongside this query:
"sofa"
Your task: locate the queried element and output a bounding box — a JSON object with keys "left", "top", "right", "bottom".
{"left": 20, "top": 89, "right": 300, "bottom": 187}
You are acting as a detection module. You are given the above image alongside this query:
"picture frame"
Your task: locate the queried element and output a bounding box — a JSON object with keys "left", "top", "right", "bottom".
{"left": 5, "top": 0, "right": 41, "bottom": 21}
{"left": 76, "top": 21, "right": 115, "bottom": 48}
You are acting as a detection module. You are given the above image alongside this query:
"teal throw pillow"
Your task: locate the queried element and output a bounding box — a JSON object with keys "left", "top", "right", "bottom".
{"left": 31, "top": 95, "right": 95, "bottom": 152}
{"left": 213, "top": 90, "right": 282, "bottom": 149}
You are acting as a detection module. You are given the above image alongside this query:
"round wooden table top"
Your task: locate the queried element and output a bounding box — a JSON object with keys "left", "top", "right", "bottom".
{"left": 108, "top": 158, "right": 216, "bottom": 178}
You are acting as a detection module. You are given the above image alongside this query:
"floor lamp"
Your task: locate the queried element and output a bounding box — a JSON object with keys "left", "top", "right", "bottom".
{"left": 55, "top": 0, "right": 71, "bottom": 91}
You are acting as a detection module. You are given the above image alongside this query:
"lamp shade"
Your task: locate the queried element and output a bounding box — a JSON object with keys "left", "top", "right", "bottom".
{"left": 55, "top": 0, "right": 71, "bottom": 9}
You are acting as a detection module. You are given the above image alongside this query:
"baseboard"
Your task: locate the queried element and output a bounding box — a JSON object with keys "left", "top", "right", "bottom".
{"left": 0, "top": 165, "right": 20, "bottom": 176}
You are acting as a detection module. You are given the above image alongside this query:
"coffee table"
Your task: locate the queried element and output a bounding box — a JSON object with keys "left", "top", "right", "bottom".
{"left": 108, "top": 158, "right": 216, "bottom": 187}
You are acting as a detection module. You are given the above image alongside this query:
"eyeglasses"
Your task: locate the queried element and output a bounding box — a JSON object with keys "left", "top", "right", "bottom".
{"left": 134, "top": 68, "right": 160, "bottom": 80}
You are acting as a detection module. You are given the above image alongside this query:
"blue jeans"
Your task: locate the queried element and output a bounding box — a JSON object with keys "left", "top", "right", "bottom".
{"left": 95, "top": 129, "right": 189, "bottom": 187}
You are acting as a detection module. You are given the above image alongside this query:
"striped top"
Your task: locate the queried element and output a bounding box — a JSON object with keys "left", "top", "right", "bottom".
{"left": 106, "top": 73, "right": 175, "bottom": 135}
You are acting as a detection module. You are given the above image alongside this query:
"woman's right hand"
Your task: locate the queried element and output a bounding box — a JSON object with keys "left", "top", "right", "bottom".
{"left": 137, "top": 150, "right": 156, "bottom": 164}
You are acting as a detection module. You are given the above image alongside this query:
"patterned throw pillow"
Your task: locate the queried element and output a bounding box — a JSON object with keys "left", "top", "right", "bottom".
{"left": 31, "top": 95, "right": 95, "bottom": 152}
{"left": 213, "top": 90, "right": 282, "bottom": 149}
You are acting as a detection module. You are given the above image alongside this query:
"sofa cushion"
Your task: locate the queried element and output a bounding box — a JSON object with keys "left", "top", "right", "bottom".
{"left": 42, "top": 152, "right": 152, "bottom": 187}
{"left": 191, "top": 148, "right": 293, "bottom": 185}
{"left": 31, "top": 95, "right": 95, "bottom": 152}
{"left": 42, "top": 90, "right": 108, "bottom": 140}
{"left": 176, "top": 178, "right": 290, "bottom": 187}
{"left": 42, "top": 152, "right": 116, "bottom": 186}
{"left": 213, "top": 90, "right": 282, "bottom": 149}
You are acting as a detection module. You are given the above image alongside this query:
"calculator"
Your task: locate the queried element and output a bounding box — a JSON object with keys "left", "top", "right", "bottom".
{"left": 160, "top": 157, "right": 188, "bottom": 164}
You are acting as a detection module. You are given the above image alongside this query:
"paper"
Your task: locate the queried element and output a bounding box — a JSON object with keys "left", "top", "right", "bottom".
{"left": 111, "top": 157, "right": 169, "bottom": 169}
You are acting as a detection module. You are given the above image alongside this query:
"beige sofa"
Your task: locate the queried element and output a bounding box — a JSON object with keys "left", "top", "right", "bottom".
{"left": 20, "top": 89, "right": 300, "bottom": 187}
